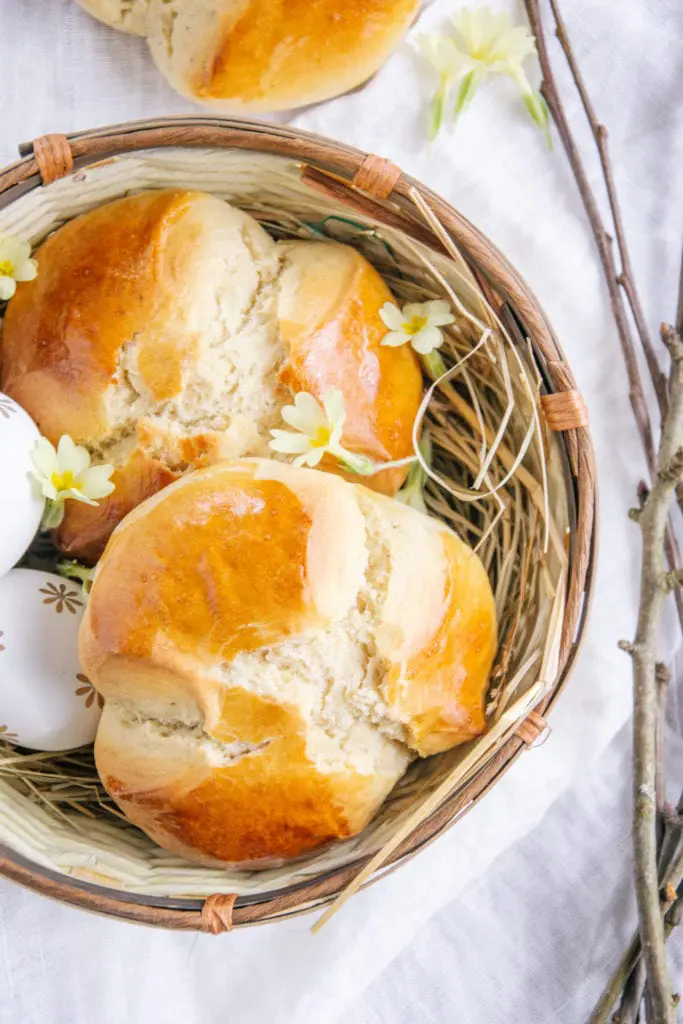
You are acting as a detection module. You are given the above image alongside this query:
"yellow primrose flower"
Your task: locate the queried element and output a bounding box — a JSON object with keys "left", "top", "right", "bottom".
{"left": 419, "top": 6, "right": 551, "bottom": 144}
{"left": 0, "top": 232, "right": 38, "bottom": 301}
{"left": 379, "top": 300, "right": 455, "bottom": 355}
{"left": 270, "top": 389, "right": 348, "bottom": 469}
{"left": 30, "top": 435, "right": 116, "bottom": 529}
{"left": 270, "top": 388, "right": 374, "bottom": 475}
{"left": 270, "top": 389, "right": 416, "bottom": 478}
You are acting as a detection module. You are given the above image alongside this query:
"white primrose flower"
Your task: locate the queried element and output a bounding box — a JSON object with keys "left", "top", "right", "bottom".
{"left": 379, "top": 300, "right": 455, "bottom": 355}
{"left": 418, "top": 6, "right": 551, "bottom": 144}
{"left": 270, "top": 389, "right": 372, "bottom": 474}
{"left": 0, "top": 232, "right": 38, "bottom": 300}
{"left": 269, "top": 389, "right": 416, "bottom": 478}
{"left": 30, "top": 435, "right": 116, "bottom": 529}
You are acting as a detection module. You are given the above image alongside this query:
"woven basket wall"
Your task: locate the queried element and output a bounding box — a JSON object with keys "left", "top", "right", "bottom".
{"left": 0, "top": 118, "right": 597, "bottom": 933}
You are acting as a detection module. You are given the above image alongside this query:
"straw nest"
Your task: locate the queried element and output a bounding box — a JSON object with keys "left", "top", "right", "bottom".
{"left": 0, "top": 146, "right": 571, "bottom": 909}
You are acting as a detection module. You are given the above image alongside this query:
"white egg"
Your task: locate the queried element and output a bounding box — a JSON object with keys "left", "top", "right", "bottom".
{"left": 0, "top": 394, "right": 45, "bottom": 579}
{"left": 0, "top": 568, "right": 102, "bottom": 750}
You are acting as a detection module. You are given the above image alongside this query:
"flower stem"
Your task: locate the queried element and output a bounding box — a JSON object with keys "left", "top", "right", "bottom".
{"left": 397, "top": 435, "right": 433, "bottom": 514}
{"left": 421, "top": 350, "right": 448, "bottom": 380}
{"left": 41, "top": 499, "right": 64, "bottom": 530}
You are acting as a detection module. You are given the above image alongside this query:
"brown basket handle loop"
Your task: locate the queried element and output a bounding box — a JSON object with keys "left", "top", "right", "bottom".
{"left": 26, "top": 135, "right": 74, "bottom": 186}
{"left": 540, "top": 390, "right": 588, "bottom": 431}
{"left": 352, "top": 155, "right": 402, "bottom": 199}
{"left": 516, "top": 710, "right": 551, "bottom": 747}
{"left": 200, "top": 893, "right": 237, "bottom": 934}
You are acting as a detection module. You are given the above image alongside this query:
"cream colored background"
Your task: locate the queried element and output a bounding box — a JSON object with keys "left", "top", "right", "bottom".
{"left": 0, "top": 0, "right": 681, "bottom": 1021}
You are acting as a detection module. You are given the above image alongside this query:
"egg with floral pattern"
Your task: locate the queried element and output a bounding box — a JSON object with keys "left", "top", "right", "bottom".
{"left": 0, "top": 569, "right": 102, "bottom": 750}
{"left": 0, "top": 394, "right": 45, "bottom": 579}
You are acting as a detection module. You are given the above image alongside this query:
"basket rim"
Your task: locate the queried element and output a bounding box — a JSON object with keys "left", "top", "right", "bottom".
{"left": 0, "top": 115, "right": 598, "bottom": 932}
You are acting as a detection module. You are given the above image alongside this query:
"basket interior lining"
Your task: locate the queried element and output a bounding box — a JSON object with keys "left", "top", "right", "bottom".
{"left": 0, "top": 148, "right": 570, "bottom": 900}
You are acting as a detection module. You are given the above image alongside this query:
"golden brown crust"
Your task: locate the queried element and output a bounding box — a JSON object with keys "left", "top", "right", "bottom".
{"left": 382, "top": 530, "right": 498, "bottom": 755}
{"left": 1, "top": 190, "right": 199, "bottom": 439}
{"left": 277, "top": 243, "right": 422, "bottom": 495}
{"left": 95, "top": 690, "right": 393, "bottom": 865}
{"left": 80, "top": 460, "right": 496, "bottom": 865}
{"left": 84, "top": 466, "right": 317, "bottom": 665}
{"left": 1, "top": 190, "right": 210, "bottom": 561}
{"left": 76, "top": 1, "right": 419, "bottom": 112}
{"left": 200, "top": 0, "right": 419, "bottom": 110}
{"left": 1, "top": 192, "right": 422, "bottom": 562}
{"left": 55, "top": 451, "right": 180, "bottom": 564}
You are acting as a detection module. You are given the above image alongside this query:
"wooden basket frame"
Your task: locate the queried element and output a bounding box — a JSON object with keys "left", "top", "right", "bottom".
{"left": 0, "top": 117, "right": 597, "bottom": 932}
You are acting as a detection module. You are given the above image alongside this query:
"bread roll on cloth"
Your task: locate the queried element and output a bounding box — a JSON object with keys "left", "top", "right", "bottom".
{"left": 74, "top": 0, "right": 419, "bottom": 112}
{"left": 79, "top": 459, "right": 497, "bottom": 866}
{"left": 1, "top": 189, "right": 421, "bottom": 562}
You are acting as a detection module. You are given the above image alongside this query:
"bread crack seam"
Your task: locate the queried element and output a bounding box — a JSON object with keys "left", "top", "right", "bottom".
{"left": 110, "top": 701, "right": 272, "bottom": 764}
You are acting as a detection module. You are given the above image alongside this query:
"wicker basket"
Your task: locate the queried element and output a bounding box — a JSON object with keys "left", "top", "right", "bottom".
{"left": 0, "top": 117, "right": 596, "bottom": 933}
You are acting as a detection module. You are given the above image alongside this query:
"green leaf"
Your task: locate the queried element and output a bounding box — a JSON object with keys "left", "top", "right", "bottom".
{"left": 428, "top": 85, "right": 446, "bottom": 141}
{"left": 453, "top": 70, "right": 481, "bottom": 121}
{"left": 523, "top": 90, "right": 553, "bottom": 149}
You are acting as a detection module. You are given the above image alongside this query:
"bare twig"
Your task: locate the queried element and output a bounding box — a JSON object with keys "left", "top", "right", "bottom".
{"left": 522, "top": 0, "right": 683, "bottom": 633}
{"left": 654, "top": 662, "right": 671, "bottom": 856}
{"left": 628, "top": 327, "right": 683, "bottom": 1022}
{"left": 590, "top": 790, "right": 683, "bottom": 1023}
{"left": 522, "top": 0, "right": 655, "bottom": 461}
{"left": 617, "top": 956, "right": 647, "bottom": 1023}
{"left": 546, "top": 0, "right": 669, "bottom": 421}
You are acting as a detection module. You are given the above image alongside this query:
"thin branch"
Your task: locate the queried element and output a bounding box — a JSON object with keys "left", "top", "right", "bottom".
{"left": 590, "top": 789, "right": 683, "bottom": 1023}
{"left": 654, "top": 661, "right": 671, "bottom": 853}
{"left": 521, "top": 0, "right": 683, "bottom": 635}
{"left": 547, "top": 0, "right": 669, "bottom": 421}
{"left": 522, "top": 0, "right": 655, "bottom": 462}
{"left": 629, "top": 328, "right": 683, "bottom": 1023}
{"left": 617, "top": 956, "right": 647, "bottom": 1023}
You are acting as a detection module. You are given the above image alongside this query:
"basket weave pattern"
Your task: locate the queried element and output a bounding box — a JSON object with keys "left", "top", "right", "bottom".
{"left": 0, "top": 118, "right": 597, "bottom": 932}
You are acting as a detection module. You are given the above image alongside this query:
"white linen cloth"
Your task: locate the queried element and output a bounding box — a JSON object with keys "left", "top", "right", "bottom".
{"left": 0, "top": 0, "right": 681, "bottom": 1021}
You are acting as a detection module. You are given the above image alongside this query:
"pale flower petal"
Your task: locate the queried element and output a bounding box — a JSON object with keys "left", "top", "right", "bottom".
{"left": 418, "top": 33, "right": 469, "bottom": 80}
{"left": 0, "top": 232, "right": 38, "bottom": 297}
{"left": 281, "top": 392, "right": 327, "bottom": 435}
{"left": 428, "top": 311, "right": 456, "bottom": 327}
{"left": 378, "top": 302, "right": 404, "bottom": 331}
{"left": 411, "top": 325, "right": 444, "bottom": 355}
{"left": 294, "top": 449, "right": 325, "bottom": 468}
{"left": 328, "top": 420, "right": 345, "bottom": 449}
{"left": 30, "top": 436, "right": 58, "bottom": 478}
{"left": 3, "top": 237, "right": 31, "bottom": 264}
{"left": 322, "top": 387, "right": 345, "bottom": 429}
{"left": 59, "top": 488, "right": 98, "bottom": 507}
{"left": 402, "top": 302, "right": 426, "bottom": 323}
{"left": 77, "top": 465, "right": 116, "bottom": 500}
{"left": 424, "top": 301, "right": 455, "bottom": 327}
{"left": 269, "top": 430, "right": 315, "bottom": 455}
{"left": 13, "top": 258, "right": 38, "bottom": 283}
{"left": 56, "top": 434, "right": 78, "bottom": 467}
{"left": 381, "top": 330, "right": 411, "bottom": 348}
{"left": 58, "top": 435, "right": 91, "bottom": 478}
{"left": 425, "top": 300, "right": 454, "bottom": 318}
{"left": 38, "top": 477, "right": 58, "bottom": 501}
{"left": 0, "top": 277, "right": 16, "bottom": 301}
